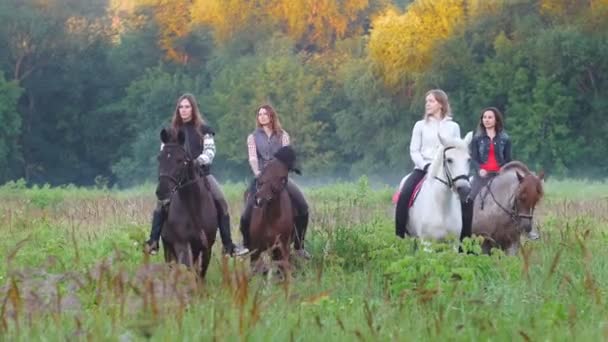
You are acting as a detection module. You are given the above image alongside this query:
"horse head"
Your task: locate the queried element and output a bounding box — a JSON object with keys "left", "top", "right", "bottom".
{"left": 254, "top": 146, "right": 297, "bottom": 207}
{"left": 431, "top": 131, "right": 473, "bottom": 201}
{"left": 156, "top": 127, "right": 196, "bottom": 201}
{"left": 513, "top": 169, "right": 544, "bottom": 237}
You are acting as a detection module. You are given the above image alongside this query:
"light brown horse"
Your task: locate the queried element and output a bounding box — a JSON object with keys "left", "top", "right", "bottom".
{"left": 471, "top": 161, "right": 544, "bottom": 255}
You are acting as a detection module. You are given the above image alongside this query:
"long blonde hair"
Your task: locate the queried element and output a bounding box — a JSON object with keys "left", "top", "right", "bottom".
{"left": 424, "top": 89, "right": 452, "bottom": 119}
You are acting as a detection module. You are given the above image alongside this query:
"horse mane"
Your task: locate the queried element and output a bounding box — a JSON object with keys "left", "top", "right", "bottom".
{"left": 274, "top": 146, "right": 301, "bottom": 174}
{"left": 494, "top": 160, "right": 544, "bottom": 205}
{"left": 500, "top": 161, "right": 530, "bottom": 175}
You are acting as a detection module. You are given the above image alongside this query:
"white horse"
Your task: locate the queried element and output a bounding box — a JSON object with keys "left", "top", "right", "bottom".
{"left": 395, "top": 132, "right": 473, "bottom": 240}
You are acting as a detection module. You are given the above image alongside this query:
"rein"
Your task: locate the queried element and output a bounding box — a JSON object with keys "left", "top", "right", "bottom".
{"left": 433, "top": 146, "right": 470, "bottom": 189}
{"left": 158, "top": 145, "right": 201, "bottom": 200}
{"left": 483, "top": 177, "right": 534, "bottom": 223}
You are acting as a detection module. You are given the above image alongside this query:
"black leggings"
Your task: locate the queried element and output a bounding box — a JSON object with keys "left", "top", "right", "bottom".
{"left": 395, "top": 169, "right": 426, "bottom": 238}
{"left": 469, "top": 172, "right": 498, "bottom": 202}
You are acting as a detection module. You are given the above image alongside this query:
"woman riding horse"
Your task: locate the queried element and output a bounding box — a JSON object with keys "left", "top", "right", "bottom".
{"left": 395, "top": 89, "right": 473, "bottom": 242}
{"left": 468, "top": 107, "right": 512, "bottom": 201}
{"left": 239, "top": 104, "right": 311, "bottom": 260}
{"left": 145, "top": 93, "right": 248, "bottom": 257}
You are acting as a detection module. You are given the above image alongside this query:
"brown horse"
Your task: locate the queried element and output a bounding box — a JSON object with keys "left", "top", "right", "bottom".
{"left": 248, "top": 146, "right": 300, "bottom": 276}
{"left": 156, "top": 128, "right": 218, "bottom": 277}
{"left": 471, "top": 161, "right": 544, "bottom": 255}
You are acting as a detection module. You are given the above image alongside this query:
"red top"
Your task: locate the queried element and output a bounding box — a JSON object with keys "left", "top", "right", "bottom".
{"left": 480, "top": 140, "right": 500, "bottom": 172}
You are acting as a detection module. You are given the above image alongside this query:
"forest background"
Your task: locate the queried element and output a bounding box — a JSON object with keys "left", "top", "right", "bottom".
{"left": 0, "top": 0, "right": 606, "bottom": 187}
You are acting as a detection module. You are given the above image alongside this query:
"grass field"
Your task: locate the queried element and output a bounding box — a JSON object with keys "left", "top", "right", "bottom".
{"left": 0, "top": 177, "right": 607, "bottom": 341}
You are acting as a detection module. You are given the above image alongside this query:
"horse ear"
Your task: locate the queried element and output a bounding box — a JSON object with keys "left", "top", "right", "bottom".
{"left": 464, "top": 131, "right": 473, "bottom": 145}
{"left": 537, "top": 170, "right": 545, "bottom": 180}
{"left": 516, "top": 171, "right": 524, "bottom": 182}
{"left": 160, "top": 128, "right": 171, "bottom": 144}
{"left": 177, "top": 130, "right": 186, "bottom": 145}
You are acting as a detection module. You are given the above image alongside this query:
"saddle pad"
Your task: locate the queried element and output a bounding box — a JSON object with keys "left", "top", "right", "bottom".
{"left": 408, "top": 177, "right": 426, "bottom": 208}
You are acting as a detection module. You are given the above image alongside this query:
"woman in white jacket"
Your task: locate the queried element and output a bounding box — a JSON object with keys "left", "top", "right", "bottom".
{"left": 395, "top": 89, "right": 471, "bottom": 241}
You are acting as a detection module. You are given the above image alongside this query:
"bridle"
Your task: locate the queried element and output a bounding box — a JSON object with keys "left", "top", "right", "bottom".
{"left": 433, "top": 146, "right": 471, "bottom": 190}
{"left": 254, "top": 174, "right": 288, "bottom": 207}
{"left": 484, "top": 177, "right": 535, "bottom": 224}
{"left": 158, "top": 146, "right": 198, "bottom": 198}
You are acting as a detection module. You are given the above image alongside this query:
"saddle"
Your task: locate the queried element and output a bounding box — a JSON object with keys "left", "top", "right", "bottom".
{"left": 408, "top": 177, "right": 426, "bottom": 208}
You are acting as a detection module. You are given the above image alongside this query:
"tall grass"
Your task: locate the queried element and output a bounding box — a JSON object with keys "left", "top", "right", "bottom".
{"left": 0, "top": 178, "right": 607, "bottom": 341}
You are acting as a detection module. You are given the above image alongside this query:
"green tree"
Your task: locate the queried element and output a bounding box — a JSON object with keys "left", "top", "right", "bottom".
{"left": 332, "top": 55, "right": 413, "bottom": 178}
{"left": 0, "top": 74, "right": 23, "bottom": 182}
{"left": 203, "top": 35, "right": 331, "bottom": 179}
{"left": 111, "top": 67, "right": 204, "bottom": 186}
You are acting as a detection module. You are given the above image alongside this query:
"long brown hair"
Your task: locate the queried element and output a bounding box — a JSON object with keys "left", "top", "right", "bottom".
{"left": 171, "top": 93, "right": 205, "bottom": 135}
{"left": 477, "top": 107, "right": 504, "bottom": 134}
{"left": 256, "top": 104, "right": 283, "bottom": 134}
{"left": 424, "top": 89, "right": 452, "bottom": 119}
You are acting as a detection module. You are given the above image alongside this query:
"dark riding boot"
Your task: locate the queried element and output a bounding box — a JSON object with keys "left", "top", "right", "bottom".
{"left": 458, "top": 199, "right": 474, "bottom": 253}
{"left": 145, "top": 207, "right": 166, "bottom": 255}
{"left": 219, "top": 214, "right": 249, "bottom": 257}
{"left": 395, "top": 190, "right": 410, "bottom": 238}
{"left": 294, "top": 213, "right": 311, "bottom": 259}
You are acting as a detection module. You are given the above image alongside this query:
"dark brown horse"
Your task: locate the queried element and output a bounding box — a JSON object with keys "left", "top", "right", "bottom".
{"left": 472, "top": 161, "right": 544, "bottom": 255}
{"left": 156, "top": 128, "right": 218, "bottom": 277}
{"left": 248, "top": 146, "right": 300, "bottom": 276}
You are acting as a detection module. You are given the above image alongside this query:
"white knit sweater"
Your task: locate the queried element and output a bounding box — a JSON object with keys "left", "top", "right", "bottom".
{"left": 409, "top": 116, "right": 461, "bottom": 170}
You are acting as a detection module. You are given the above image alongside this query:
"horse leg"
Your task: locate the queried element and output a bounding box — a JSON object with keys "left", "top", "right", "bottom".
{"left": 249, "top": 250, "right": 266, "bottom": 275}
{"left": 175, "top": 243, "right": 194, "bottom": 268}
{"left": 481, "top": 238, "right": 493, "bottom": 255}
{"left": 162, "top": 239, "right": 176, "bottom": 263}
{"left": 199, "top": 232, "right": 212, "bottom": 279}
{"left": 190, "top": 232, "right": 210, "bottom": 279}
{"left": 420, "top": 238, "right": 433, "bottom": 253}
{"left": 506, "top": 240, "right": 520, "bottom": 256}
{"left": 271, "top": 240, "right": 290, "bottom": 280}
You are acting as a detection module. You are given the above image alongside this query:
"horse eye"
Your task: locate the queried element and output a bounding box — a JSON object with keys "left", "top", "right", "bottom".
{"left": 447, "top": 158, "right": 453, "bottom": 164}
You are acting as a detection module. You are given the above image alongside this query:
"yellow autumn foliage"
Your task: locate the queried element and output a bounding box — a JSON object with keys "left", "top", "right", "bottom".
{"left": 368, "top": 0, "right": 504, "bottom": 90}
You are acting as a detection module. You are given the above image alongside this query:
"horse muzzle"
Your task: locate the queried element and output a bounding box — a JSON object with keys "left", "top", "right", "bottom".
{"left": 456, "top": 184, "right": 471, "bottom": 202}
{"left": 520, "top": 218, "right": 537, "bottom": 237}
{"left": 527, "top": 229, "right": 540, "bottom": 240}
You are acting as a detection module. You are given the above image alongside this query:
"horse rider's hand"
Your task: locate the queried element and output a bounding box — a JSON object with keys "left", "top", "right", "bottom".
{"left": 479, "top": 169, "right": 488, "bottom": 178}
{"left": 254, "top": 171, "right": 261, "bottom": 179}
{"left": 195, "top": 155, "right": 209, "bottom": 166}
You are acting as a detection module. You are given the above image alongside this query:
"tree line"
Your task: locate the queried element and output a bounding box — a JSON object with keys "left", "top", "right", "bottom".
{"left": 0, "top": 0, "right": 606, "bottom": 187}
